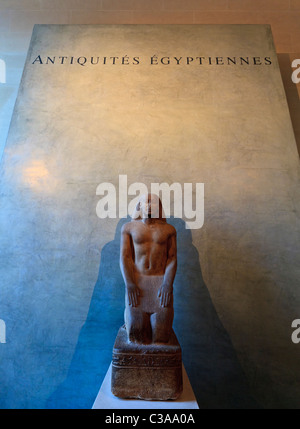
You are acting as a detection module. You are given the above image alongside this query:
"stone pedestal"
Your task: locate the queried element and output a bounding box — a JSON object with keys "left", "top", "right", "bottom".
{"left": 111, "top": 326, "right": 183, "bottom": 401}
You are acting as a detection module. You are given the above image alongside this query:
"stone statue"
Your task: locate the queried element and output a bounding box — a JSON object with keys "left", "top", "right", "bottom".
{"left": 120, "top": 193, "right": 177, "bottom": 344}
{"left": 111, "top": 193, "right": 182, "bottom": 400}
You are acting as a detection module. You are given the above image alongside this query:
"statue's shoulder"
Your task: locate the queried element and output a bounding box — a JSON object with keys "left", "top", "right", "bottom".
{"left": 121, "top": 219, "right": 140, "bottom": 234}
{"left": 164, "top": 222, "right": 176, "bottom": 236}
{"left": 121, "top": 221, "right": 132, "bottom": 234}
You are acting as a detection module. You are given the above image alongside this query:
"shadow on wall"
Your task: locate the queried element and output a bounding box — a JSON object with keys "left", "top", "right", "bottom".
{"left": 47, "top": 217, "right": 260, "bottom": 409}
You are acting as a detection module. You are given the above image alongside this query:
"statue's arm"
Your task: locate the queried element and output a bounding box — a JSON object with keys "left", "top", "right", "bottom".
{"left": 158, "top": 230, "right": 177, "bottom": 307}
{"left": 120, "top": 224, "right": 140, "bottom": 307}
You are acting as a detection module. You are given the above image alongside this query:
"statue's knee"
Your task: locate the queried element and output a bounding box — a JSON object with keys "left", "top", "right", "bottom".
{"left": 126, "top": 310, "right": 150, "bottom": 343}
{"left": 152, "top": 329, "right": 170, "bottom": 343}
{"left": 128, "top": 325, "right": 143, "bottom": 343}
{"left": 151, "top": 309, "right": 173, "bottom": 343}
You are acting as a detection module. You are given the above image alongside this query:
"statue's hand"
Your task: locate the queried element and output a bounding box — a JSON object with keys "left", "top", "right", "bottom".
{"left": 158, "top": 283, "right": 173, "bottom": 307}
{"left": 126, "top": 283, "right": 140, "bottom": 307}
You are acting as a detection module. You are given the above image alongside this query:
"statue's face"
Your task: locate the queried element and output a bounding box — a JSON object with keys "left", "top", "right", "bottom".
{"left": 139, "top": 194, "right": 160, "bottom": 219}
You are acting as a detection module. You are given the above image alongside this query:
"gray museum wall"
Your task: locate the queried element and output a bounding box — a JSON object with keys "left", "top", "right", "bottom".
{"left": 0, "top": 1, "right": 300, "bottom": 162}
{"left": 0, "top": 24, "right": 299, "bottom": 408}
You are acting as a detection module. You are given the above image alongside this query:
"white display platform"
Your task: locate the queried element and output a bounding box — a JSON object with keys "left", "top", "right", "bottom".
{"left": 92, "top": 363, "right": 199, "bottom": 409}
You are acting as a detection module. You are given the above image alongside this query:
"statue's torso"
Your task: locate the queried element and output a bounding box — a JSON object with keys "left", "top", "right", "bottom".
{"left": 129, "top": 220, "right": 174, "bottom": 276}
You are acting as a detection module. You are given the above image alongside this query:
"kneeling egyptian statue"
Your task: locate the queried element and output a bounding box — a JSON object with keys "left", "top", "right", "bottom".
{"left": 111, "top": 193, "right": 183, "bottom": 400}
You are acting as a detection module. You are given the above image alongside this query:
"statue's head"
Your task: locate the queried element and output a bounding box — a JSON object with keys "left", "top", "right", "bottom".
{"left": 131, "top": 193, "right": 166, "bottom": 221}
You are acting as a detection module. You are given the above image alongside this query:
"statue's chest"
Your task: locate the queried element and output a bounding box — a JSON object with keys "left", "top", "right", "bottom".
{"left": 133, "top": 226, "right": 166, "bottom": 246}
